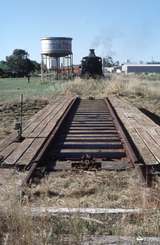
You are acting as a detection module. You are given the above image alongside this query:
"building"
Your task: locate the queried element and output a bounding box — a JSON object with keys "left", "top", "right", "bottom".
{"left": 122, "top": 64, "right": 160, "bottom": 74}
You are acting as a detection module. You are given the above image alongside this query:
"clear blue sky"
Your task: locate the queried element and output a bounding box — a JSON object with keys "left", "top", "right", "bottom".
{"left": 1, "top": 0, "right": 160, "bottom": 64}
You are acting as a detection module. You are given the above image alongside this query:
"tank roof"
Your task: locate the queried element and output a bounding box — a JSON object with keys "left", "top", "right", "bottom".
{"left": 41, "top": 37, "right": 72, "bottom": 40}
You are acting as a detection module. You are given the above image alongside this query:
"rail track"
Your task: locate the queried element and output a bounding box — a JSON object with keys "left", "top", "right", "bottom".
{"left": 23, "top": 97, "right": 147, "bottom": 185}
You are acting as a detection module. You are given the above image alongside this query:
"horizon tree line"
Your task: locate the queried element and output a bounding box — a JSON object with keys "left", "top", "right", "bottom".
{"left": 0, "top": 49, "right": 40, "bottom": 78}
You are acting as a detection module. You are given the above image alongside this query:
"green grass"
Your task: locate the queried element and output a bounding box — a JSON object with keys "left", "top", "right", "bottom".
{"left": 137, "top": 72, "right": 160, "bottom": 81}
{"left": 0, "top": 77, "right": 68, "bottom": 102}
{"left": 0, "top": 75, "right": 160, "bottom": 104}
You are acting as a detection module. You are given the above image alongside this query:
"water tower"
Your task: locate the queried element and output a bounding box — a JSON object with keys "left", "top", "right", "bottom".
{"left": 41, "top": 37, "right": 73, "bottom": 81}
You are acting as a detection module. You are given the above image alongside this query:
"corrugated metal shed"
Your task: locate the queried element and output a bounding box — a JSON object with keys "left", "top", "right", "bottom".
{"left": 122, "top": 64, "right": 160, "bottom": 74}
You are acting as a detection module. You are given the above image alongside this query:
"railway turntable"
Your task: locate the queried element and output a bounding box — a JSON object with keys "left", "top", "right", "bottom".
{"left": 42, "top": 98, "right": 137, "bottom": 172}
{"left": 0, "top": 96, "right": 160, "bottom": 186}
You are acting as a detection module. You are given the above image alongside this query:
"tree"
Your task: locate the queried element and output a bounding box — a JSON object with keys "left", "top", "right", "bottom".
{"left": 0, "top": 68, "right": 4, "bottom": 77}
{"left": 103, "top": 56, "right": 114, "bottom": 67}
{"left": 6, "top": 49, "right": 35, "bottom": 76}
{"left": 0, "top": 61, "right": 10, "bottom": 73}
{"left": 147, "top": 60, "right": 160, "bottom": 64}
{"left": 12, "top": 49, "right": 28, "bottom": 58}
{"left": 0, "top": 49, "right": 41, "bottom": 78}
{"left": 31, "top": 60, "right": 41, "bottom": 72}
{"left": 0, "top": 61, "right": 11, "bottom": 77}
{"left": 103, "top": 56, "right": 119, "bottom": 67}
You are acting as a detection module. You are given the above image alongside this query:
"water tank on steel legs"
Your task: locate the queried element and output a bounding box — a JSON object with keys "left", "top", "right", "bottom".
{"left": 41, "top": 37, "right": 72, "bottom": 57}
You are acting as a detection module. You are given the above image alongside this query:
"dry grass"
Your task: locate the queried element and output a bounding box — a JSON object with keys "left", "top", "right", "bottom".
{"left": 60, "top": 74, "right": 160, "bottom": 99}
{"left": 61, "top": 74, "right": 160, "bottom": 116}
{"left": 23, "top": 169, "right": 160, "bottom": 210}
{"left": 0, "top": 203, "right": 160, "bottom": 244}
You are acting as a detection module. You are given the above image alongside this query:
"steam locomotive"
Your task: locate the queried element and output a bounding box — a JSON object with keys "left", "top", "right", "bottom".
{"left": 80, "top": 49, "right": 103, "bottom": 78}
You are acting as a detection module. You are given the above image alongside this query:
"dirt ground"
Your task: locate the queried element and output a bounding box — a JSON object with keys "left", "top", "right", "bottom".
{"left": 0, "top": 99, "right": 48, "bottom": 141}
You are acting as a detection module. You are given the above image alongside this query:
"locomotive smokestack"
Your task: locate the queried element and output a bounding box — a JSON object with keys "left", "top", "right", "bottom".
{"left": 89, "top": 49, "right": 96, "bottom": 57}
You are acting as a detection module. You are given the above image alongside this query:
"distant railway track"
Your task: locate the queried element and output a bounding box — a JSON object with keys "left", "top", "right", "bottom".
{"left": 23, "top": 97, "right": 148, "bottom": 185}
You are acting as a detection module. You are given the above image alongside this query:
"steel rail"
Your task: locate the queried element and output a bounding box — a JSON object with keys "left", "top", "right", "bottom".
{"left": 105, "top": 98, "right": 139, "bottom": 165}
{"left": 105, "top": 98, "right": 148, "bottom": 184}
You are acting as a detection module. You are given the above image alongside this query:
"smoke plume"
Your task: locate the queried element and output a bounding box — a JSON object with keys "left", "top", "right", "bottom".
{"left": 91, "top": 33, "right": 116, "bottom": 57}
